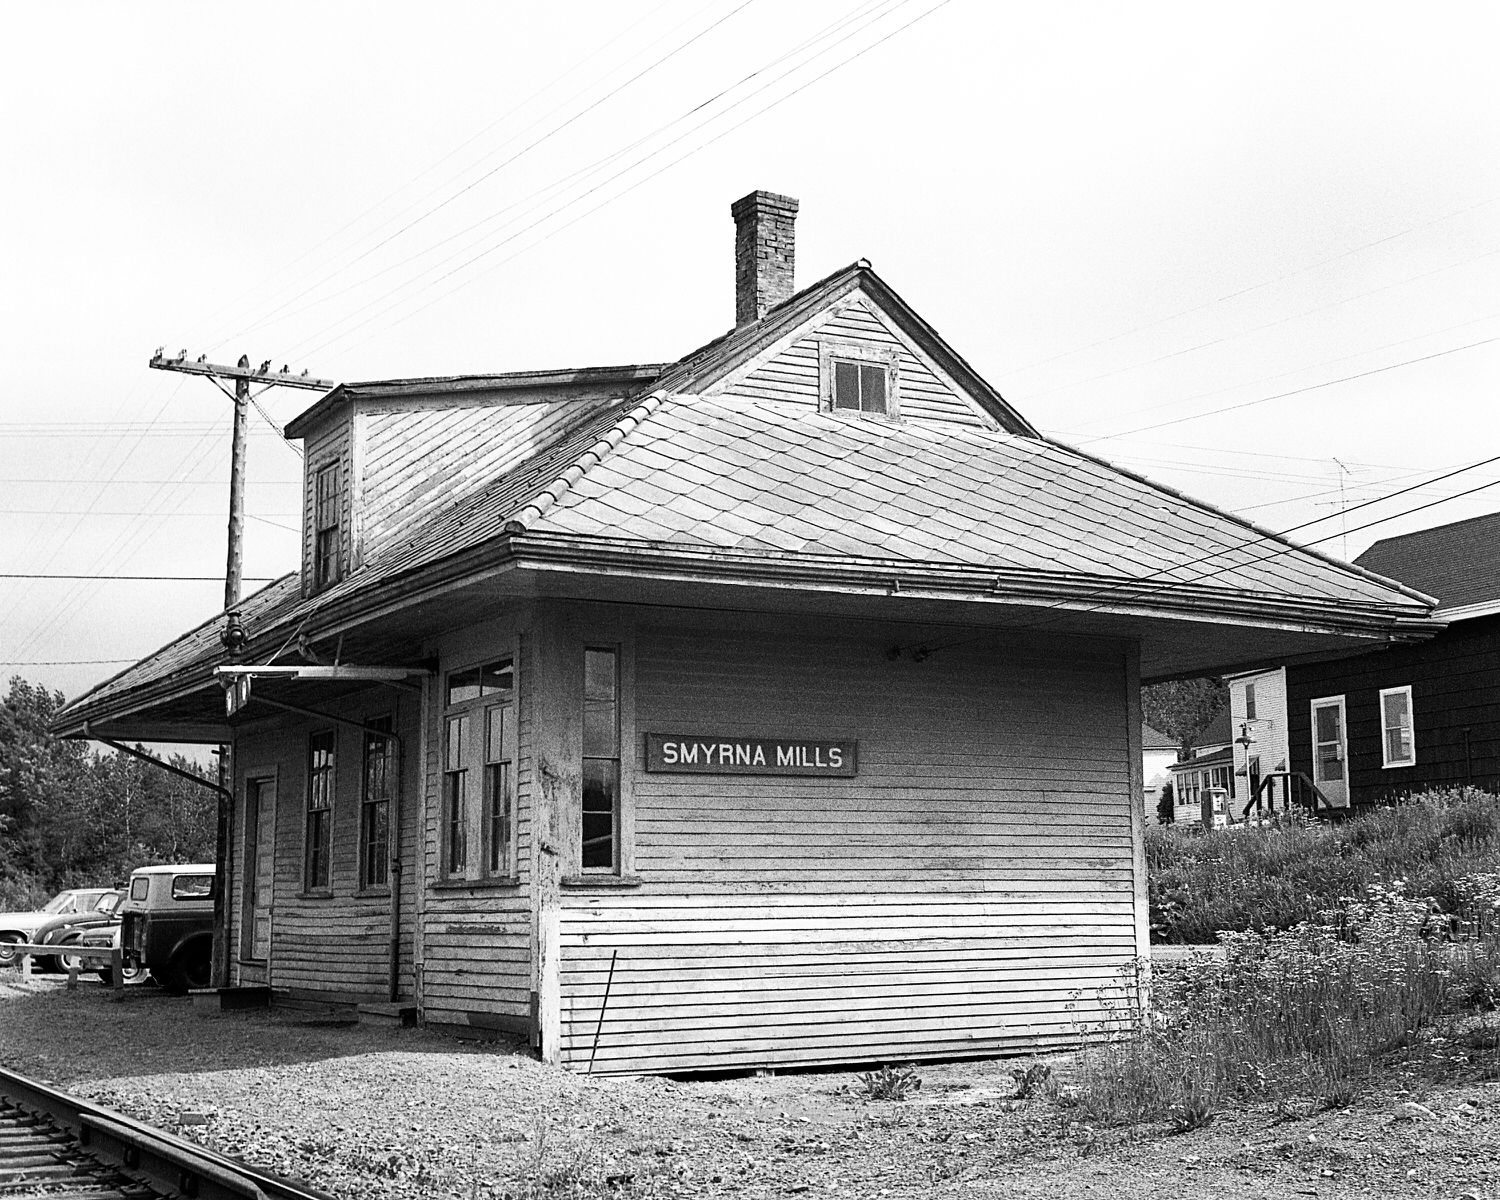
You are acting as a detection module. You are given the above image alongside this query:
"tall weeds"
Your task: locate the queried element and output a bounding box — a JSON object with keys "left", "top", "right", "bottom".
{"left": 1149, "top": 788, "right": 1500, "bottom": 944}
{"left": 1076, "top": 878, "right": 1500, "bottom": 1127}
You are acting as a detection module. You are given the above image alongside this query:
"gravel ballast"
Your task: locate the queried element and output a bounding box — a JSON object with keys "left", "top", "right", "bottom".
{"left": 2, "top": 973, "right": 1498, "bottom": 1199}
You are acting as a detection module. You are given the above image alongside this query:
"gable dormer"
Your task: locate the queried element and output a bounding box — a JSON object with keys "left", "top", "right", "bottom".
{"left": 692, "top": 192, "right": 1036, "bottom": 435}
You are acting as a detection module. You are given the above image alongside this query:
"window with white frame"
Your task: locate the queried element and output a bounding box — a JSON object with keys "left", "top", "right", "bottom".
{"left": 313, "top": 463, "right": 341, "bottom": 590}
{"left": 1244, "top": 682, "right": 1257, "bottom": 721}
{"left": 442, "top": 657, "right": 516, "bottom": 881}
{"left": 581, "top": 647, "right": 620, "bottom": 872}
{"left": 1379, "top": 685, "right": 1416, "bottom": 768}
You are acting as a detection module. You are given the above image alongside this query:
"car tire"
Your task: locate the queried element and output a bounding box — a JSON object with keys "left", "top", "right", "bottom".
{"left": 0, "top": 933, "right": 22, "bottom": 967}
{"left": 57, "top": 935, "right": 86, "bottom": 974}
{"left": 158, "top": 943, "right": 212, "bottom": 995}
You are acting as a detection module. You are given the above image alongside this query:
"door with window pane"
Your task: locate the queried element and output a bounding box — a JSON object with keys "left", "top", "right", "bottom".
{"left": 1309, "top": 696, "right": 1348, "bottom": 807}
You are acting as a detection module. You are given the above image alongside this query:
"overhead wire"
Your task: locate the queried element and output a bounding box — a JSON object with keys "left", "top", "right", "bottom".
{"left": 287, "top": 0, "right": 951, "bottom": 364}
{"left": 199, "top": 0, "right": 762, "bottom": 355}
{"left": 174, "top": 0, "right": 681, "bottom": 349}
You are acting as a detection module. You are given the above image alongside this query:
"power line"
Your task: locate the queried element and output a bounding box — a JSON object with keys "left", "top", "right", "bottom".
{"left": 1078, "top": 333, "right": 1500, "bottom": 443}
{"left": 0, "top": 575, "right": 276, "bottom": 583}
{"left": 999, "top": 191, "right": 1500, "bottom": 379}
{"left": 174, "top": 0, "right": 680, "bottom": 350}
{"left": 291, "top": 0, "right": 949, "bottom": 363}
{"left": 207, "top": 0, "right": 763, "bottom": 354}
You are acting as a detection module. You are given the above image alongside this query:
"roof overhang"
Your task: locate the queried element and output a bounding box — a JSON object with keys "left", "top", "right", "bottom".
{"left": 54, "top": 532, "right": 1441, "bottom": 743}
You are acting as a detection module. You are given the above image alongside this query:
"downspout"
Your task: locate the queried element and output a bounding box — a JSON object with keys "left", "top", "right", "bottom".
{"left": 83, "top": 725, "right": 236, "bottom": 988}
{"left": 248, "top": 695, "right": 407, "bottom": 1003}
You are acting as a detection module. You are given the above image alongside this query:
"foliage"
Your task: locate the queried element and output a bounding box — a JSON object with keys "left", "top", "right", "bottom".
{"left": 1155, "top": 782, "right": 1174, "bottom": 826}
{"left": 1141, "top": 677, "right": 1227, "bottom": 756}
{"left": 1074, "top": 880, "right": 1500, "bottom": 1126}
{"left": 0, "top": 676, "right": 217, "bottom": 908}
{"left": 1011, "top": 1062, "right": 1051, "bottom": 1099}
{"left": 860, "top": 1064, "right": 921, "bottom": 1101}
{"left": 1147, "top": 788, "right": 1500, "bottom": 944}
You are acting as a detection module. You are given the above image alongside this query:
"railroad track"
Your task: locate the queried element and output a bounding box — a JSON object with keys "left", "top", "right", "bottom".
{"left": 0, "top": 1067, "right": 335, "bottom": 1200}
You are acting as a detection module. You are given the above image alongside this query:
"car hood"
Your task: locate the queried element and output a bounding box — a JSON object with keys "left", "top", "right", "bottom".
{"left": 36, "top": 911, "right": 116, "bottom": 940}
{"left": 0, "top": 912, "right": 53, "bottom": 932}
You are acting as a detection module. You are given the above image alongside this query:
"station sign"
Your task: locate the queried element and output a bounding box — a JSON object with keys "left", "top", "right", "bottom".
{"left": 643, "top": 733, "right": 857, "bottom": 777}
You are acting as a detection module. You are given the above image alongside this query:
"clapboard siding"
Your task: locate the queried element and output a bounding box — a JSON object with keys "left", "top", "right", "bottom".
{"left": 555, "top": 621, "right": 1140, "bottom": 1073}
{"left": 417, "top": 620, "right": 535, "bottom": 1033}
{"left": 359, "top": 400, "right": 610, "bottom": 564}
{"left": 228, "top": 688, "right": 419, "bottom": 1002}
{"left": 717, "top": 296, "right": 996, "bottom": 429}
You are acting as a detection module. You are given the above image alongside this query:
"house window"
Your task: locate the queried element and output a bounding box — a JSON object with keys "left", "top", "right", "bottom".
{"left": 1244, "top": 683, "right": 1257, "bottom": 722}
{"left": 486, "top": 704, "right": 515, "bottom": 876}
{"left": 305, "top": 731, "right": 335, "bottom": 891}
{"left": 361, "top": 717, "right": 395, "bottom": 890}
{"left": 1248, "top": 755, "right": 1262, "bottom": 804}
{"left": 1380, "top": 685, "right": 1416, "bottom": 768}
{"left": 832, "top": 360, "right": 889, "bottom": 414}
{"left": 582, "top": 647, "right": 619, "bottom": 872}
{"left": 443, "top": 656, "right": 515, "bottom": 881}
{"left": 313, "top": 463, "right": 340, "bottom": 589}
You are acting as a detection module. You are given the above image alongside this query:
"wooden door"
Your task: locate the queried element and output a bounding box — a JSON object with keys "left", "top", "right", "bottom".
{"left": 1309, "top": 696, "right": 1348, "bottom": 807}
{"left": 243, "top": 778, "right": 276, "bottom": 961}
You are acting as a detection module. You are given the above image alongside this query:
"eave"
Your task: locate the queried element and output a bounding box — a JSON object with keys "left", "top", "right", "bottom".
{"left": 53, "top": 531, "right": 1442, "bottom": 742}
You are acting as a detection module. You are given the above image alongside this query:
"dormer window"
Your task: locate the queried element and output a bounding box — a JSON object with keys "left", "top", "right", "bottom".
{"left": 314, "top": 463, "right": 341, "bottom": 589}
{"left": 819, "top": 340, "right": 898, "bottom": 418}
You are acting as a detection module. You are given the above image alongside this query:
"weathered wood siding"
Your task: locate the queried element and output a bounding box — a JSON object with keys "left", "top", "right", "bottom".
{"left": 228, "top": 687, "right": 419, "bottom": 1004}
{"left": 715, "top": 296, "right": 996, "bottom": 429}
{"left": 1287, "top": 615, "right": 1500, "bottom": 803}
{"left": 556, "top": 619, "right": 1142, "bottom": 1075}
{"left": 417, "top": 615, "right": 536, "bottom": 1036}
{"left": 358, "top": 399, "right": 610, "bottom": 566}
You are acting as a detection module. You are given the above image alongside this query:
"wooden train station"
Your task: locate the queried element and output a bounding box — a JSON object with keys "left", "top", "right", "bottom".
{"left": 53, "top": 191, "right": 1435, "bottom": 1074}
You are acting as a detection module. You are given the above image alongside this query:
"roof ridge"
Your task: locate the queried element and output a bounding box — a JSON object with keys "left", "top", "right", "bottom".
{"left": 503, "top": 390, "right": 671, "bottom": 534}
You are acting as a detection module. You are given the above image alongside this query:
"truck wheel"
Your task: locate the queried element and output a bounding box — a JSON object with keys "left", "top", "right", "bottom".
{"left": 159, "top": 943, "right": 212, "bottom": 994}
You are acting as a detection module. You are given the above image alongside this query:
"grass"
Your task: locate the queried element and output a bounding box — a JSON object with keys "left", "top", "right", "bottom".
{"left": 1149, "top": 787, "right": 1500, "bottom": 944}
{"left": 1073, "top": 790, "right": 1500, "bottom": 1128}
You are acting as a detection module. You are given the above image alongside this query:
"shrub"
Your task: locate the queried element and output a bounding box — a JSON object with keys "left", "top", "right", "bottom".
{"left": 1148, "top": 788, "right": 1500, "bottom": 944}
{"left": 860, "top": 1064, "right": 921, "bottom": 1101}
{"left": 1074, "top": 880, "right": 1500, "bottom": 1125}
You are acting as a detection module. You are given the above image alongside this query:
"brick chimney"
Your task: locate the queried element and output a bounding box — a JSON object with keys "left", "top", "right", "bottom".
{"left": 731, "top": 190, "right": 799, "bottom": 327}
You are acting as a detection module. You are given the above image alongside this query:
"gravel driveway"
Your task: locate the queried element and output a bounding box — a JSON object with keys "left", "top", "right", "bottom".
{"left": 2, "top": 973, "right": 1497, "bottom": 1199}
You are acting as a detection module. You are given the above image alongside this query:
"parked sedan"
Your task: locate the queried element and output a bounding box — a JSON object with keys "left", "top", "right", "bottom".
{"left": 0, "top": 888, "right": 116, "bottom": 966}
{"left": 34, "top": 889, "right": 125, "bottom": 972}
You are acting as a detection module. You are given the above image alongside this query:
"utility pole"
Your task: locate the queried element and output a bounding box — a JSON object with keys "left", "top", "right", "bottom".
{"left": 148, "top": 349, "right": 334, "bottom": 608}
{"left": 147, "top": 347, "right": 333, "bottom": 993}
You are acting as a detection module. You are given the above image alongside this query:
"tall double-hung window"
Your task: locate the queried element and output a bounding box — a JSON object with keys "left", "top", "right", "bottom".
{"left": 442, "top": 658, "right": 516, "bottom": 881}
{"left": 582, "top": 648, "right": 620, "bottom": 872}
{"left": 361, "top": 717, "right": 395, "bottom": 889}
{"left": 1379, "top": 685, "right": 1416, "bottom": 768}
{"left": 313, "top": 463, "right": 340, "bottom": 589}
{"left": 305, "top": 731, "right": 335, "bottom": 891}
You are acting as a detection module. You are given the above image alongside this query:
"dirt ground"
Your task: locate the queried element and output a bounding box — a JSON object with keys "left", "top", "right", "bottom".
{"left": 2, "top": 973, "right": 1498, "bottom": 1200}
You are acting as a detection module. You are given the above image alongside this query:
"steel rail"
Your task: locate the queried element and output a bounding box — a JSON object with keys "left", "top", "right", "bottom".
{"left": 0, "top": 1066, "right": 337, "bottom": 1200}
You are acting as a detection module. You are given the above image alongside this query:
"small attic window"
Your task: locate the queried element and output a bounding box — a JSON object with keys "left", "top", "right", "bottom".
{"left": 819, "top": 340, "right": 899, "bottom": 418}
{"left": 833, "top": 360, "right": 887, "bottom": 413}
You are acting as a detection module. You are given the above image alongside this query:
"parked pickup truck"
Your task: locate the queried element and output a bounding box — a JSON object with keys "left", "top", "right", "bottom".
{"left": 119, "top": 864, "right": 215, "bottom": 993}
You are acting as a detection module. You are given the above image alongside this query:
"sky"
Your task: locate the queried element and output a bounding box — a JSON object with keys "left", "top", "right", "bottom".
{"left": 2, "top": 0, "right": 1498, "bottom": 705}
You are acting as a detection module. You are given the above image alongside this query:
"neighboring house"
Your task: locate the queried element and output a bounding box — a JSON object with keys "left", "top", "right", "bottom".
{"left": 52, "top": 192, "right": 1435, "bottom": 1075}
{"left": 1167, "top": 711, "right": 1234, "bottom": 826}
{"left": 1281, "top": 511, "right": 1500, "bottom": 808}
{"left": 1226, "top": 667, "right": 1292, "bottom": 818}
{"left": 1142, "top": 723, "right": 1177, "bottom": 820}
